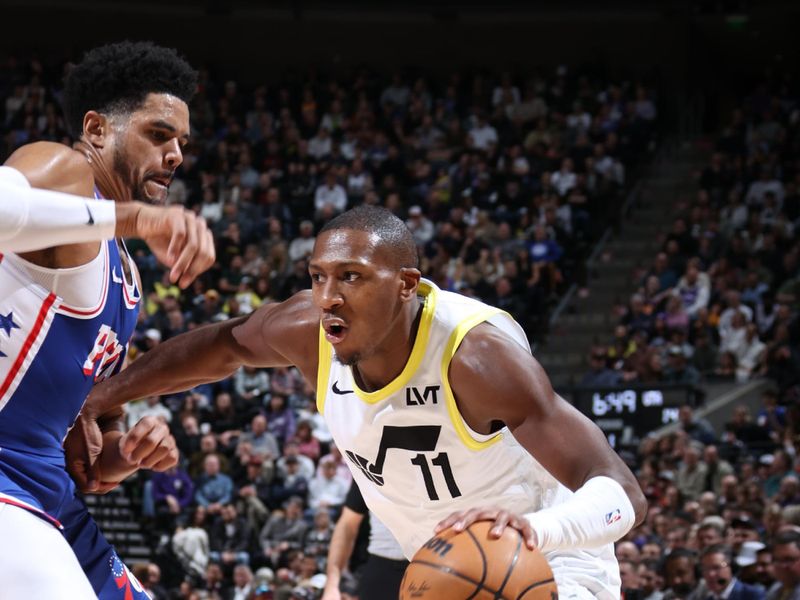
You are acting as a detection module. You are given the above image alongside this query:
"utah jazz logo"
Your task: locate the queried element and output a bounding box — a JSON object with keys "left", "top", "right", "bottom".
{"left": 345, "top": 425, "right": 462, "bottom": 501}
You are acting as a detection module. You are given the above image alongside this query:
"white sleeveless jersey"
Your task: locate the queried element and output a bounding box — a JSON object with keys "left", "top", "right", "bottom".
{"left": 317, "top": 279, "right": 621, "bottom": 598}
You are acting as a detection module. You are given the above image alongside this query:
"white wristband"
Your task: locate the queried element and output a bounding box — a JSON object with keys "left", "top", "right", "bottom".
{"left": 526, "top": 476, "right": 636, "bottom": 552}
{"left": 0, "top": 166, "right": 116, "bottom": 252}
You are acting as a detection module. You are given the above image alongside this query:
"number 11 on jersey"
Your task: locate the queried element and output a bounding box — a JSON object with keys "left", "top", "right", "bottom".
{"left": 411, "top": 452, "right": 462, "bottom": 501}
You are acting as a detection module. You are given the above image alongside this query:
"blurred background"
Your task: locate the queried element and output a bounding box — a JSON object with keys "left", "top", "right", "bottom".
{"left": 1, "top": 1, "right": 799, "bottom": 598}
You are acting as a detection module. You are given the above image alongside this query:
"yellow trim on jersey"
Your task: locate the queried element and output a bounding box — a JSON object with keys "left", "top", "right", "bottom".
{"left": 351, "top": 280, "right": 438, "bottom": 404}
{"left": 316, "top": 325, "right": 332, "bottom": 414}
{"left": 441, "top": 308, "right": 513, "bottom": 451}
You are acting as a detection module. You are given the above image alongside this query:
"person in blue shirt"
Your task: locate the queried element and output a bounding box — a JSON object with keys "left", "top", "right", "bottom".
{"left": 195, "top": 453, "right": 234, "bottom": 515}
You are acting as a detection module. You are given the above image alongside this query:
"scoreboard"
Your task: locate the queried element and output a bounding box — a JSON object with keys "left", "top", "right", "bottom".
{"left": 565, "top": 385, "right": 693, "bottom": 448}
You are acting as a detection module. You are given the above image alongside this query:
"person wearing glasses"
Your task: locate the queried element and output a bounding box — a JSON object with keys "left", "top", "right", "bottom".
{"left": 767, "top": 531, "right": 800, "bottom": 600}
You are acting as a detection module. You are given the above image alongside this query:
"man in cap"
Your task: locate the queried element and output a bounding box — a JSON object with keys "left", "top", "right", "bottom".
{"left": 736, "top": 542, "right": 770, "bottom": 589}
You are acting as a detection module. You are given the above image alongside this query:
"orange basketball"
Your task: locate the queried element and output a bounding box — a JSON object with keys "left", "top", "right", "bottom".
{"left": 399, "top": 521, "right": 558, "bottom": 600}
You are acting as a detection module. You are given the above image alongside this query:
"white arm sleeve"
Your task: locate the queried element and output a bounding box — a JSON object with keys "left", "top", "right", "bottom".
{"left": 526, "top": 476, "right": 636, "bottom": 552}
{"left": 0, "top": 166, "right": 116, "bottom": 253}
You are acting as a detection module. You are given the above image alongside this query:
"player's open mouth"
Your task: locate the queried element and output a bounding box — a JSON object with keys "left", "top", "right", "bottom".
{"left": 322, "top": 318, "right": 348, "bottom": 344}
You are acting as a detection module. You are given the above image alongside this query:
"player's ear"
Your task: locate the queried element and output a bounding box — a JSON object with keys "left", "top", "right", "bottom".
{"left": 398, "top": 267, "right": 421, "bottom": 302}
{"left": 82, "top": 111, "right": 111, "bottom": 148}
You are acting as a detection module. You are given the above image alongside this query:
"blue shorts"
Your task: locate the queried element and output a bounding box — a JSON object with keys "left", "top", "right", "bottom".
{"left": 58, "top": 493, "right": 151, "bottom": 600}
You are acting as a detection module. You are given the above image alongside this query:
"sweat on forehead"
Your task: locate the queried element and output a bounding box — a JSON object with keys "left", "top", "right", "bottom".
{"left": 318, "top": 205, "right": 419, "bottom": 269}
{"left": 314, "top": 228, "right": 408, "bottom": 270}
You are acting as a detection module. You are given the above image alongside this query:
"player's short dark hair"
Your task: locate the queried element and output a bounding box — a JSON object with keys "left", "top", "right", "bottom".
{"left": 63, "top": 40, "right": 197, "bottom": 137}
{"left": 319, "top": 205, "right": 419, "bottom": 269}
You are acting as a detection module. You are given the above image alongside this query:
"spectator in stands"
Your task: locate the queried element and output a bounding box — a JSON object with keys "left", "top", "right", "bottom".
{"left": 236, "top": 454, "right": 272, "bottom": 530}
{"left": 308, "top": 456, "right": 349, "bottom": 512}
{"left": 766, "top": 531, "right": 800, "bottom": 599}
{"left": 239, "top": 414, "right": 281, "bottom": 461}
{"left": 620, "top": 559, "right": 642, "bottom": 598}
{"left": 209, "top": 503, "right": 253, "bottom": 568}
{"left": 664, "top": 346, "right": 702, "bottom": 387}
{"left": 406, "top": 205, "right": 435, "bottom": 246}
{"left": 314, "top": 170, "right": 347, "bottom": 220}
{"left": 188, "top": 431, "right": 230, "bottom": 476}
{"left": 265, "top": 393, "right": 296, "bottom": 449}
{"left": 291, "top": 420, "right": 321, "bottom": 462}
{"left": 698, "top": 520, "right": 727, "bottom": 550}
{"left": 270, "top": 456, "right": 310, "bottom": 507}
{"left": 703, "top": 445, "right": 735, "bottom": 497}
{"left": 700, "top": 544, "right": 765, "bottom": 600}
{"left": 303, "top": 508, "right": 333, "bottom": 560}
{"left": 581, "top": 347, "right": 621, "bottom": 386}
{"left": 662, "top": 548, "right": 701, "bottom": 599}
{"left": 677, "top": 445, "right": 708, "bottom": 501}
{"left": 277, "top": 441, "right": 315, "bottom": 482}
{"left": 173, "top": 505, "right": 211, "bottom": 580}
{"left": 678, "top": 405, "right": 716, "bottom": 445}
{"left": 228, "top": 564, "right": 254, "bottom": 600}
{"left": 151, "top": 463, "right": 194, "bottom": 530}
{"left": 203, "top": 562, "right": 226, "bottom": 597}
{"left": 260, "top": 497, "right": 309, "bottom": 566}
{"left": 288, "top": 220, "right": 316, "bottom": 263}
{"left": 731, "top": 518, "right": 764, "bottom": 555}
{"left": 126, "top": 395, "right": 172, "bottom": 427}
{"left": 756, "top": 391, "right": 786, "bottom": 441}
{"left": 195, "top": 453, "right": 234, "bottom": 515}
{"left": 764, "top": 451, "right": 796, "bottom": 499}
{"left": 648, "top": 253, "right": 679, "bottom": 292}
{"left": 467, "top": 110, "right": 497, "bottom": 151}
{"left": 637, "top": 560, "right": 664, "bottom": 600}
{"left": 234, "top": 365, "right": 270, "bottom": 406}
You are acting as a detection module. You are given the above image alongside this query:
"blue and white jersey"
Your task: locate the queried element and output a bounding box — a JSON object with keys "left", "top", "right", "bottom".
{"left": 0, "top": 236, "right": 140, "bottom": 522}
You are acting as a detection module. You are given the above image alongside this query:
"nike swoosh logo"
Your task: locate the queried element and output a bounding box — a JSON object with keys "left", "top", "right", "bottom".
{"left": 332, "top": 381, "right": 354, "bottom": 395}
{"left": 85, "top": 203, "right": 95, "bottom": 225}
{"left": 112, "top": 267, "right": 123, "bottom": 284}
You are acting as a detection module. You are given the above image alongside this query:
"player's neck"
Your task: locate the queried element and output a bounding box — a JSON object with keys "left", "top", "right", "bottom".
{"left": 351, "top": 299, "right": 423, "bottom": 393}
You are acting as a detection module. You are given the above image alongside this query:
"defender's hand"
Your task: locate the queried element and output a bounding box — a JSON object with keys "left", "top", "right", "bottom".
{"left": 64, "top": 412, "right": 108, "bottom": 493}
{"left": 119, "top": 416, "right": 179, "bottom": 471}
{"left": 117, "top": 203, "right": 215, "bottom": 289}
{"left": 434, "top": 507, "right": 537, "bottom": 550}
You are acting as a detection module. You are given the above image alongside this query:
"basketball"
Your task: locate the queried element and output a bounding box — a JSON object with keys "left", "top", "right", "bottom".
{"left": 399, "top": 521, "right": 558, "bottom": 600}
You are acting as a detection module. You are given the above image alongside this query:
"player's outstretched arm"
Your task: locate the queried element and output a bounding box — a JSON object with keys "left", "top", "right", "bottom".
{"left": 435, "top": 323, "right": 647, "bottom": 551}
{"left": 84, "top": 291, "right": 319, "bottom": 421}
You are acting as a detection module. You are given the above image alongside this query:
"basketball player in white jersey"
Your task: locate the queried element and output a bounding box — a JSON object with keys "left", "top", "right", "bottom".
{"left": 80, "top": 205, "right": 647, "bottom": 599}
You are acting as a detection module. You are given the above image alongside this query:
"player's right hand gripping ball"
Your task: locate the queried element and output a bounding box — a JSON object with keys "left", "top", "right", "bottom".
{"left": 400, "top": 521, "right": 558, "bottom": 600}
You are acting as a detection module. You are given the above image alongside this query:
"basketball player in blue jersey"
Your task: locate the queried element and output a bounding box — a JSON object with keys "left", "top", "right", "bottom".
{"left": 80, "top": 205, "right": 647, "bottom": 599}
{"left": 0, "top": 42, "right": 214, "bottom": 599}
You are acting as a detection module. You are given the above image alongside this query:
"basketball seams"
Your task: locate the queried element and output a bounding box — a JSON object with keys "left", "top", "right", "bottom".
{"left": 514, "top": 577, "right": 557, "bottom": 599}
{"left": 494, "top": 529, "right": 522, "bottom": 599}
{"left": 409, "top": 559, "right": 502, "bottom": 596}
{"left": 464, "top": 526, "right": 488, "bottom": 600}
{"left": 402, "top": 524, "right": 556, "bottom": 600}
